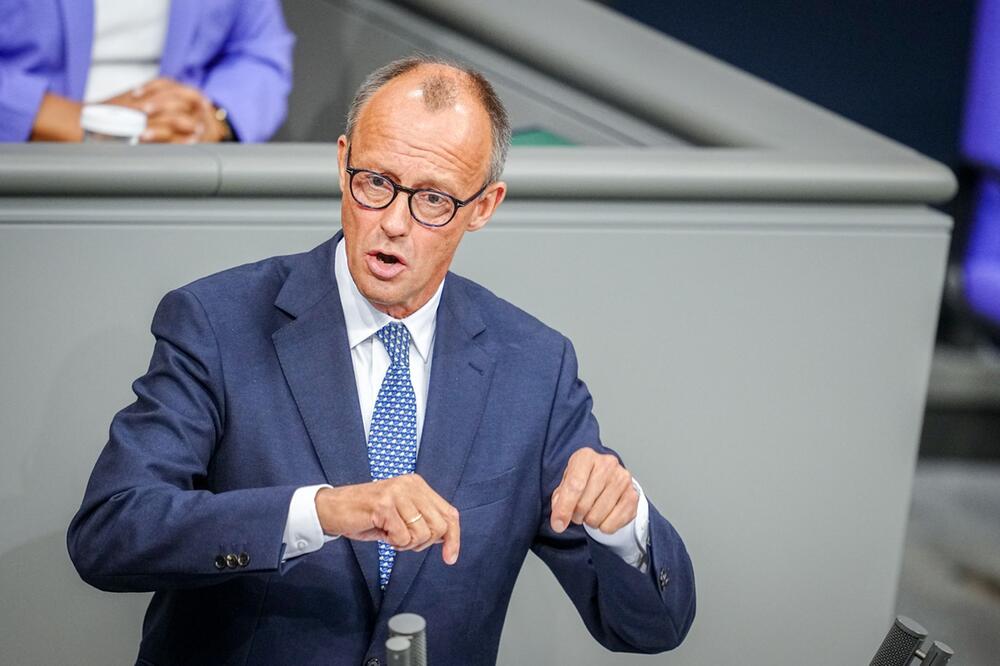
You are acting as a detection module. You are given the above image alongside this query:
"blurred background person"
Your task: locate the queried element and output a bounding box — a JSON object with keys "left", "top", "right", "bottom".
{"left": 962, "top": 0, "right": 1000, "bottom": 337}
{"left": 0, "top": 0, "right": 294, "bottom": 143}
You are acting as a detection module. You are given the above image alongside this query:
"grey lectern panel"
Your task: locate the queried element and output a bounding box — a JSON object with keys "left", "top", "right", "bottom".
{"left": 0, "top": 144, "right": 955, "bottom": 203}
{"left": 0, "top": 196, "right": 949, "bottom": 666}
{"left": 476, "top": 203, "right": 949, "bottom": 665}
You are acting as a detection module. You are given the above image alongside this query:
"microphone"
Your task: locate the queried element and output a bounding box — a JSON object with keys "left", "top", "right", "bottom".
{"left": 921, "top": 641, "right": 955, "bottom": 666}
{"left": 869, "top": 616, "right": 954, "bottom": 666}
{"left": 387, "top": 613, "right": 427, "bottom": 666}
{"left": 869, "top": 616, "right": 927, "bottom": 666}
{"left": 386, "top": 636, "right": 412, "bottom": 665}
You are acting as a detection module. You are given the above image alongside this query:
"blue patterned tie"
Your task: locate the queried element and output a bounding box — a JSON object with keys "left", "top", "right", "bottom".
{"left": 368, "top": 322, "right": 418, "bottom": 588}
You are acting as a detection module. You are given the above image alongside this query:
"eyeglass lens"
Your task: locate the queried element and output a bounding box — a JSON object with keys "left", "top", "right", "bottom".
{"left": 351, "top": 171, "right": 455, "bottom": 226}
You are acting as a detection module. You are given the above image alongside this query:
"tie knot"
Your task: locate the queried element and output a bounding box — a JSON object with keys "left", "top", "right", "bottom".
{"left": 375, "top": 322, "right": 410, "bottom": 367}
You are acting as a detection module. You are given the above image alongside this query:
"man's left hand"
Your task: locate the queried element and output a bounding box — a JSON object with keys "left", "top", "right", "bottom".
{"left": 550, "top": 448, "right": 639, "bottom": 535}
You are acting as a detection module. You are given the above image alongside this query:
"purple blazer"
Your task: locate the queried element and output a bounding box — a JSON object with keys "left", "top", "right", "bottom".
{"left": 0, "top": 0, "right": 294, "bottom": 142}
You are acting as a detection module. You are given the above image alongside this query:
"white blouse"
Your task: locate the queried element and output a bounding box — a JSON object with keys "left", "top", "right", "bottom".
{"left": 83, "top": 0, "right": 170, "bottom": 102}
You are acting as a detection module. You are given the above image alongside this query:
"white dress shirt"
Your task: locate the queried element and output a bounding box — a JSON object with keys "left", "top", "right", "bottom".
{"left": 84, "top": 0, "right": 170, "bottom": 103}
{"left": 282, "top": 239, "right": 649, "bottom": 569}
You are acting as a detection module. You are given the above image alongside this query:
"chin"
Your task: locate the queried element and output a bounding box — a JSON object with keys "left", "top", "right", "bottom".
{"left": 359, "top": 281, "right": 403, "bottom": 310}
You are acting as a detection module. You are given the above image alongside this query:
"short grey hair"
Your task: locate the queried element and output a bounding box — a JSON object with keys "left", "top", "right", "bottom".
{"left": 345, "top": 55, "right": 511, "bottom": 185}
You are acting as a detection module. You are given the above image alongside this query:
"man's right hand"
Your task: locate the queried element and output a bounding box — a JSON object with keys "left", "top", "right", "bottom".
{"left": 315, "top": 474, "right": 460, "bottom": 565}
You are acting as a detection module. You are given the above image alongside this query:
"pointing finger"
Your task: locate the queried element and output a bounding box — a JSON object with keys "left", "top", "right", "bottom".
{"left": 441, "top": 504, "right": 460, "bottom": 565}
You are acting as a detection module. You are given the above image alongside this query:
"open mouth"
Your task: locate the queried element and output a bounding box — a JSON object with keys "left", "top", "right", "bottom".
{"left": 366, "top": 250, "right": 407, "bottom": 279}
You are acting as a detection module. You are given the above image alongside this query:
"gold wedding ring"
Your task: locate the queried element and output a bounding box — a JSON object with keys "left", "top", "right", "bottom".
{"left": 405, "top": 513, "right": 424, "bottom": 525}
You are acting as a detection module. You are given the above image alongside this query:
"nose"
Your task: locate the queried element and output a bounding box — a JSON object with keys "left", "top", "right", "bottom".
{"left": 379, "top": 192, "right": 412, "bottom": 238}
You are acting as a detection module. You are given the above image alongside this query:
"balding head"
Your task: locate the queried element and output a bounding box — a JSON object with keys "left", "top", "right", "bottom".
{"left": 345, "top": 56, "right": 511, "bottom": 184}
{"left": 335, "top": 57, "right": 509, "bottom": 320}
{"left": 419, "top": 72, "right": 461, "bottom": 111}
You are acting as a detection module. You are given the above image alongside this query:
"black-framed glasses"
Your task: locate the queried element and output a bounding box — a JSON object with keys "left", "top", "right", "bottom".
{"left": 345, "top": 147, "right": 488, "bottom": 228}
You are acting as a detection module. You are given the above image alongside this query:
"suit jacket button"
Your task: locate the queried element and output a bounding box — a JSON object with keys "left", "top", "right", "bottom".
{"left": 237, "top": 552, "right": 250, "bottom": 568}
{"left": 214, "top": 555, "right": 227, "bottom": 570}
{"left": 658, "top": 568, "right": 669, "bottom": 590}
{"left": 365, "top": 658, "right": 380, "bottom": 666}
{"left": 225, "top": 553, "right": 239, "bottom": 569}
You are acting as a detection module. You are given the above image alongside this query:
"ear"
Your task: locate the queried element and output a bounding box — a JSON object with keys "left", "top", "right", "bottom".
{"left": 466, "top": 181, "right": 507, "bottom": 233}
{"left": 336, "top": 135, "right": 349, "bottom": 196}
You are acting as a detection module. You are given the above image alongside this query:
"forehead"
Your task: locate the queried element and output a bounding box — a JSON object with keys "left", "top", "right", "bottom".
{"left": 350, "top": 68, "right": 492, "bottom": 189}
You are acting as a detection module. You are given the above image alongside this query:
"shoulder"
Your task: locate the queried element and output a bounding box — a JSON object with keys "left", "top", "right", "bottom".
{"left": 181, "top": 250, "right": 301, "bottom": 301}
{"left": 162, "top": 248, "right": 321, "bottom": 331}
{"left": 446, "top": 273, "right": 568, "bottom": 357}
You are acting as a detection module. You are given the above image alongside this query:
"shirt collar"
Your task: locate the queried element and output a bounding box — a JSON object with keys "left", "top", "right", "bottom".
{"left": 334, "top": 237, "right": 442, "bottom": 363}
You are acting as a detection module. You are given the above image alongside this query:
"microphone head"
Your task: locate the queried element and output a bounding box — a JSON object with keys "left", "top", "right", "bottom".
{"left": 388, "top": 613, "right": 427, "bottom": 666}
{"left": 922, "top": 640, "right": 955, "bottom": 666}
{"left": 388, "top": 613, "right": 426, "bottom": 638}
{"left": 386, "top": 636, "right": 412, "bottom": 665}
{"left": 869, "top": 616, "right": 928, "bottom": 666}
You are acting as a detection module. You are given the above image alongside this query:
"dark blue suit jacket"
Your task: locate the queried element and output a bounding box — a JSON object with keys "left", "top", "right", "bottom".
{"left": 68, "top": 234, "right": 695, "bottom": 665}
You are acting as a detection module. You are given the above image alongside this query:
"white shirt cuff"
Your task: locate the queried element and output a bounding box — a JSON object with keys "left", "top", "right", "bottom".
{"left": 281, "top": 484, "right": 339, "bottom": 562}
{"left": 583, "top": 478, "right": 650, "bottom": 572}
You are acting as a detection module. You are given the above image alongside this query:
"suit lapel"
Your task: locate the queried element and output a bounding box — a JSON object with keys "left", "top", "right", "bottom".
{"left": 377, "top": 276, "right": 496, "bottom": 621}
{"left": 158, "top": 0, "right": 199, "bottom": 77}
{"left": 271, "top": 234, "right": 381, "bottom": 607}
{"left": 58, "top": 0, "right": 93, "bottom": 99}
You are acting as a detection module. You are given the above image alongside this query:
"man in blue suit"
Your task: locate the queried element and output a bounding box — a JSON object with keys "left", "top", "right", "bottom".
{"left": 68, "top": 56, "right": 695, "bottom": 665}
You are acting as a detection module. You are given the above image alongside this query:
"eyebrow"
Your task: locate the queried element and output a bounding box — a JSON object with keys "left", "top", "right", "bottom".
{"left": 348, "top": 146, "right": 464, "bottom": 197}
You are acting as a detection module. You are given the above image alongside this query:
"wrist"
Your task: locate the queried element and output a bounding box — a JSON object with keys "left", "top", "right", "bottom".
{"left": 210, "top": 104, "right": 234, "bottom": 142}
{"left": 315, "top": 484, "right": 373, "bottom": 536}
{"left": 315, "top": 486, "right": 340, "bottom": 536}
{"left": 31, "top": 93, "right": 83, "bottom": 142}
